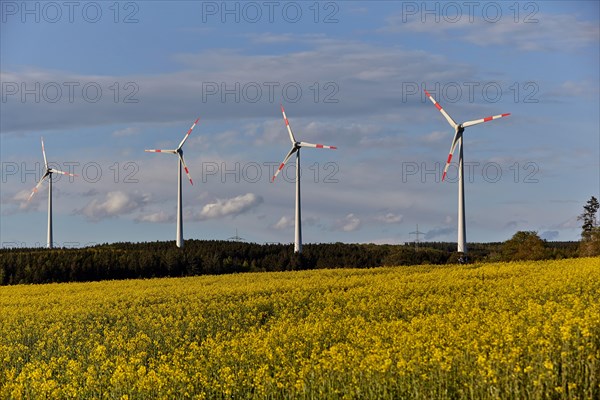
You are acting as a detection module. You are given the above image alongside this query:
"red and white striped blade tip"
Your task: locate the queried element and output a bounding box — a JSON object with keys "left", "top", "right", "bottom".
{"left": 28, "top": 188, "right": 38, "bottom": 200}
{"left": 184, "top": 167, "right": 193, "bottom": 185}
{"left": 441, "top": 161, "right": 452, "bottom": 183}
{"left": 462, "top": 113, "right": 511, "bottom": 128}
{"left": 281, "top": 105, "right": 290, "bottom": 124}
{"left": 271, "top": 163, "right": 286, "bottom": 182}
{"left": 300, "top": 142, "right": 337, "bottom": 149}
{"left": 178, "top": 117, "right": 200, "bottom": 149}
{"left": 179, "top": 154, "right": 194, "bottom": 185}
{"left": 281, "top": 108, "right": 296, "bottom": 143}
{"left": 441, "top": 131, "right": 460, "bottom": 183}
{"left": 28, "top": 176, "right": 47, "bottom": 200}
{"left": 445, "top": 152, "right": 454, "bottom": 167}
{"left": 50, "top": 169, "right": 77, "bottom": 177}
{"left": 424, "top": 89, "right": 438, "bottom": 105}
{"left": 41, "top": 138, "right": 48, "bottom": 166}
{"left": 424, "top": 89, "right": 457, "bottom": 127}
{"left": 272, "top": 148, "right": 296, "bottom": 182}
{"left": 145, "top": 149, "right": 176, "bottom": 153}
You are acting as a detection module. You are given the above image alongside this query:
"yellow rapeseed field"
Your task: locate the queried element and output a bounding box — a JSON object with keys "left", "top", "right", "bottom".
{"left": 1, "top": 257, "right": 599, "bottom": 399}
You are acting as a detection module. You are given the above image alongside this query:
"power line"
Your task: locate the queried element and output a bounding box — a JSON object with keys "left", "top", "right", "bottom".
{"left": 227, "top": 229, "right": 246, "bottom": 242}
{"left": 409, "top": 224, "right": 425, "bottom": 249}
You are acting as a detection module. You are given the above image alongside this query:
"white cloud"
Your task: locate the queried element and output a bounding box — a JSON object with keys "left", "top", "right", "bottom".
{"left": 0, "top": 39, "right": 468, "bottom": 134}
{"left": 552, "top": 216, "right": 580, "bottom": 230}
{"left": 15, "top": 189, "right": 34, "bottom": 207}
{"left": 545, "top": 80, "right": 600, "bottom": 100}
{"left": 4, "top": 186, "right": 65, "bottom": 213}
{"left": 135, "top": 211, "right": 174, "bottom": 223}
{"left": 112, "top": 127, "right": 141, "bottom": 137}
{"left": 422, "top": 131, "right": 447, "bottom": 144}
{"left": 334, "top": 213, "right": 362, "bottom": 232}
{"left": 272, "top": 216, "right": 321, "bottom": 230}
{"left": 273, "top": 216, "right": 294, "bottom": 230}
{"left": 196, "top": 193, "right": 263, "bottom": 220}
{"left": 383, "top": 12, "right": 599, "bottom": 52}
{"left": 376, "top": 213, "right": 403, "bottom": 224}
{"left": 246, "top": 32, "right": 297, "bottom": 44}
{"left": 215, "top": 129, "right": 243, "bottom": 146}
{"left": 76, "top": 191, "right": 150, "bottom": 221}
{"left": 425, "top": 227, "right": 454, "bottom": 240}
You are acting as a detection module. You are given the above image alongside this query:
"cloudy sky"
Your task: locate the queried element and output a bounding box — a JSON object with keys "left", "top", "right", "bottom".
{"left": 1, "top": 1, "right": 598, "bottom": 248}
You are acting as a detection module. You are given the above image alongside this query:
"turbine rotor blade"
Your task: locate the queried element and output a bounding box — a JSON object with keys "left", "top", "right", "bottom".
{"left": 462, "top": 113, "right": 511, "bottom": 128}
{"left": 177, "top": 117, "right": 200, "bottom": 150}
{"left": 281, "top": 105, "right": 297, "bottom": 144}
{"left": 145, "top": 149, "right": 177, "bottom": 153}
{"left": 41, "top": 137, "right": 48, "bottom": 169}
{"left": 179, "top": 154, "right": 194, "bottom": 185}
{"left": 424, "top": 90, "right": 458, "bottom": 128}
{"left": 442, "top": 130, "right": 461, "bottom": 182}
{"left": 28, "top": 173, "right": 50, "bottom": 201}
{"left": 299, "top": 141, "right": 337, "bottom": 150}
{"left": 49, "top": 168, "right": 77, "bottom": 177}
{"left": 271, "top": 147, "right": 298, "bottom": 182}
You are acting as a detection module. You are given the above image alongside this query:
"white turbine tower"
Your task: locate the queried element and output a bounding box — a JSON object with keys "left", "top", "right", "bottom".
{"left": 271, "top": 105, "right": 337, "bottom": 253}
{"left": 424, "top": 90, "right": 510, "bottom": 260}
{"left": 28, "top": 137, "right": 77, "bottom": 249}
{"left": 145, "top": 118, "right": 199, "bottom": 248}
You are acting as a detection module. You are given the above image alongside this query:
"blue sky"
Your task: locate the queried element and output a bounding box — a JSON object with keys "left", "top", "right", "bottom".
{"left": 1, "top": 1, "right": 599, "bottom": 248}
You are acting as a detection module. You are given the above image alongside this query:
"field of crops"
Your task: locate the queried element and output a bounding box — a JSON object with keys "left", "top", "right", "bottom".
{"left": 1, "top": 257, "right": 599, "bottom": 399}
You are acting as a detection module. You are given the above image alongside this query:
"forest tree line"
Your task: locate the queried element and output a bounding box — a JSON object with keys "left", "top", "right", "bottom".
{"left": 0, "top": 235, "right": 583, "bottom": 286}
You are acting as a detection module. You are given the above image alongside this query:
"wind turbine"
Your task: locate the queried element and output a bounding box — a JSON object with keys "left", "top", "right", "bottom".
{"left": 271, "top": 105, "right": 337, "bottom": 253}
{"left": 28, "top": 137, "right": 77, "bottom": 249}
{"left": 424, "top": 90, "right": 509, "bottom": 259}
{"left": 145, "top": 118, "right": 199, "bottom": 248}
